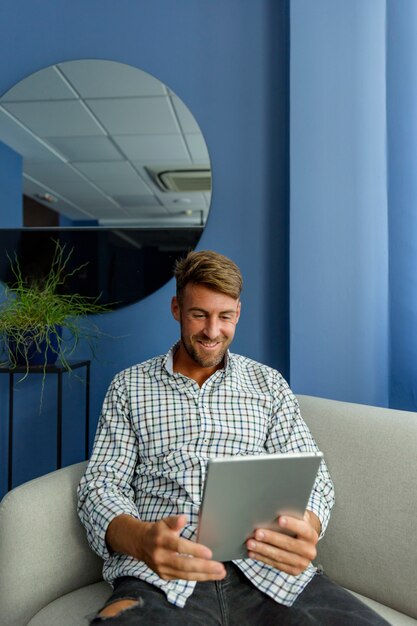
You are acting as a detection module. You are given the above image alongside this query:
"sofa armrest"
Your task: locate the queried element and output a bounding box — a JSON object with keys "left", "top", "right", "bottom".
{"left": 0, "top": 461, "right": 103, "bottom": 626}
{"left": 298, "top": 394, "right": 417, "bottom": 621}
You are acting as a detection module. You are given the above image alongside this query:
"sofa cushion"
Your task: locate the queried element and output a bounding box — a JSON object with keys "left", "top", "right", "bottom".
{"left": 27, "top": 581, "right": 417, "bottom": 626}
{"left": 27, "top": 581, "right": 111, "bottom": 626}
{"left": 351, "top": 591, "right": 417, "bottom": 625}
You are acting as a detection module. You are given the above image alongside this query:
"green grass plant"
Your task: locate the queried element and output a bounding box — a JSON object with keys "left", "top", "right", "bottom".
{"left": 0, "top": 239, "right": 110, "bottom": 373}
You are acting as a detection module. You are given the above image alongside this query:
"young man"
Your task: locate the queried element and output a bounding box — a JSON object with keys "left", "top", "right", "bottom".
{"left": 78, "top": 250, "right": 389, "bottom": 625}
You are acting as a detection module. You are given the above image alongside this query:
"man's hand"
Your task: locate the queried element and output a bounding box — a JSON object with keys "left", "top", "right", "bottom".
{"left": 245, "top": 510, "right": 320, "bottom": 576}
{"left": 106, "top": 513, "right": 226, "bottom": 582}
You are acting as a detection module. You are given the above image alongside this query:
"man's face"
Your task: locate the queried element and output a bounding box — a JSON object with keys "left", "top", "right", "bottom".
{"left": 171, "top": 283, "right": 241, "bottom": 369}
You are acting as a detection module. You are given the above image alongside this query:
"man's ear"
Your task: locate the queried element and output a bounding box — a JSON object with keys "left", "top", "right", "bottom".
{"left": 171, "top": 296, "right": 180, "bottom": 321}
{"left": 236, "top": 301, "right": 241, "bottom": 324}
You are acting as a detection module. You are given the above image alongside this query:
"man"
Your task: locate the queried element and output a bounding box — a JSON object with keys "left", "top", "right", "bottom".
{"left": 78, "top": 250, "right": 389, "bottom": 625}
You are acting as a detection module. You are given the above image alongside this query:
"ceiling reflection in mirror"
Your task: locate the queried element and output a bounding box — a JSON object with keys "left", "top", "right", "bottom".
{"left": 0, "top": 59, "right": 211, "bottom": 228}
{"left": 0, "top": 60, "right": 212, "bottom": 307}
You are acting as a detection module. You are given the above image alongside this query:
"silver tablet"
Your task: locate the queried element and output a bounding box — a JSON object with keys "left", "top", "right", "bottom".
{"left": 196, "top": 451, "right": 323, "bottom": 561}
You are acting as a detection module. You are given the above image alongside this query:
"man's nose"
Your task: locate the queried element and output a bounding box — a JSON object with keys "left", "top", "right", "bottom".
{"left": 203, "top": 318, "right": 220, "bottom": 339}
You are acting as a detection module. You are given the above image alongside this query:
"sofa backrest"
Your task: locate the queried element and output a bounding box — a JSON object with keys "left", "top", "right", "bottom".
{"left": 2, "top": 397, "right": 416, "bottom": 624}
{"left": 298, "top": 394, "right": 417, "bottom": 620}
{"left": 0, "top": 461, "right": 103, "bottom": 626}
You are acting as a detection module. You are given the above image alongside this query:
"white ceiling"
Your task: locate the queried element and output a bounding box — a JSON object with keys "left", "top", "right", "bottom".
{"left": 0, "top": 60, "right": 211, "bottom": 227}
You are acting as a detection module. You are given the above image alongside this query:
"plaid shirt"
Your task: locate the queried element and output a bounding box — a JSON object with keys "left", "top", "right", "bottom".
{"left": 78, "top": 345, "right": 334, "bottom": 608}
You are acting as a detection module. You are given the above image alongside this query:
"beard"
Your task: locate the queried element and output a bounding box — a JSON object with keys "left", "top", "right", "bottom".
{"left": 180, "top": 332, "right": 230, "bottom": 368}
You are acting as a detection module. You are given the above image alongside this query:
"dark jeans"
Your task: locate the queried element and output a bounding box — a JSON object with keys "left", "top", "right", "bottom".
{"left": 89, "top": 564, "right": 391, "bottom": 625}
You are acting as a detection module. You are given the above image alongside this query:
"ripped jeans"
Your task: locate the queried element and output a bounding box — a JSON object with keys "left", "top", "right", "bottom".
{"left": 89, "top": 563, "right": 391, "bottom": 625}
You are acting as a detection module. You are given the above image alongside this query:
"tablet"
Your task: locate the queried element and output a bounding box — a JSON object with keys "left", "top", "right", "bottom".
{"left": 196, "top": 451, "right": 323, "bottom": 561}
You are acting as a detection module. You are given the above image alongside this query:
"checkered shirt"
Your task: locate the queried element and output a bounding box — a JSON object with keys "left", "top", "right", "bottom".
{"left": 77, "top": 345, "right": 334, "bottom": 608}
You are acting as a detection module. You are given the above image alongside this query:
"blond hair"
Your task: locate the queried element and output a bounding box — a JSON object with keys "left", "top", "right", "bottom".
{"left": 174, "top": 250, "right": 242, "bottom": 303}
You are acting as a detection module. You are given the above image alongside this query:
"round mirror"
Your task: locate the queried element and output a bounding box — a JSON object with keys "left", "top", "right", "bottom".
{"left": 0, "top": 60, "right": 212, "bottom": 307}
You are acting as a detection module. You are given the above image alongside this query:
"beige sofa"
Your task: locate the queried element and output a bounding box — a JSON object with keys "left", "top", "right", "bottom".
{"left": 0, "top": 395, "right": 416, "bottom": 625}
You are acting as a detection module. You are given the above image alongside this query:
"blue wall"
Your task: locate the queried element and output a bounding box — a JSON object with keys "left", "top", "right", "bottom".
{"left": 0, "top": 0, "right": 290, "bottom": 493}
{"left": 5, "top": 0, "right": 410, "bottom": 496}
{"left": 290, "top": 0, "right": 389, "bottom": 407}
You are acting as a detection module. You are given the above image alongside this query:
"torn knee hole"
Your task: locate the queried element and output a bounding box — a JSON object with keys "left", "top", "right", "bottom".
{"left": 99, "top": 598, "right": 142, "bottom": 618}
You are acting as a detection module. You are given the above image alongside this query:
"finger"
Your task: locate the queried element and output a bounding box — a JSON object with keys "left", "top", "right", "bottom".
{"left": 150, "top": 522, "right": 213, "bottom": 560}
{"left": 246, "top": 534, "right": 314, "bottom": 574}
{"left": 163, "top": 514, "right": 188, "bottom": 532}
{"left": 251, "top": 528, "right": 301, "bottom": 554}
{"left": 256, "top": 516, "right": 317, "bottom": 544}
{"left": 162, "top": 554, "right": 226, "bottom": 581}
{"left": 247, "top": 536, "right": 315, "bottom": 565}
{"left": 173, "top": 553, "right": 226, "bottom": 575}
{"left": 246, "top": 548, "right": 311, "bottom": 576}
{"left": 175, "top": 535, "right": 213, "bottom": 559}
{"left": 276, "top": 515, "right": 318, "bottom": 541}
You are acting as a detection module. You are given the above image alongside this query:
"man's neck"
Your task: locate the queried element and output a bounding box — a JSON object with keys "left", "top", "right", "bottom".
{"left": 172, "top": 343, "right": 224, "bottom": 387}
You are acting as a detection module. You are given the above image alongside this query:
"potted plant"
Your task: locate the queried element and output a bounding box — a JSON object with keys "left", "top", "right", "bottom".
{"left": 0, "top": 239, "right": 110, "bottom": 374}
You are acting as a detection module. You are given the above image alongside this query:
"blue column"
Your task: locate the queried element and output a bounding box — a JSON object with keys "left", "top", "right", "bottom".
{"left": 387, "top": 1, "right": 417, "bottom": 410}
{"left": 0, "top": 140, "right": 22, "bottom": 227}
{"left": 290, "top": 0, "right": 389, "bottom": 406}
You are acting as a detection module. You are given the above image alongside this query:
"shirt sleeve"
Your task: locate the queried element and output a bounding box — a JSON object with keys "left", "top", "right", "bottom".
{"left": 77, "top": 371, "right": 140, "bottom": 560}
{"left": 264, "top": 373, "right": 335, "bottom": 539}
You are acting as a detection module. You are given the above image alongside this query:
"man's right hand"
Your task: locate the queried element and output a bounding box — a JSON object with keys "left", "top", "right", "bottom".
{"left": 106, "top": 513, "right": 226, "bottom": 582}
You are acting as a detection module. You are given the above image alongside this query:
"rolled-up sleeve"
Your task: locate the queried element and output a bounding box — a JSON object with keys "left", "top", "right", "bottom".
{"left": 77, "top": 372, "right": 140, "bottom": 559}
{"left": 265, "top": 375, "right": 335, "bottom": 539}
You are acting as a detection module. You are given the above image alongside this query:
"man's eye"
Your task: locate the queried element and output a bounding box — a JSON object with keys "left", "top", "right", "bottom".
{"left": 193, "top": 313, "right": 205, "bottom": 318}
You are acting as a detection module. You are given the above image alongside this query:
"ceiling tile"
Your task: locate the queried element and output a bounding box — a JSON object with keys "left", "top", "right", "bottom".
{"left": 0, "top": 108, "right": 64, "bottom": 162}
{"left": 74, "top": 161, "right": 153, "bottom": 195}
{"left": 47, "top": 136, "right": 124, "bottom": 162}
{"left": 58, "top": 60, "right": 167, "bottom": 98}
{"left": 118, "top": 134, "right": 190, "bottom": 161}
{"left": 25, "top": 161, "right": 89, "bottom": 185}
{"left": 2, "top": 101, "right": 104, "bottom": 138}
{"left": 23, "top": 178, "right": 97, "bottom": 220}
{"left": 185, "top": 133, "right": 210, "bottom": 162}
{"left": 86, "top": 96, "right": 180, "bottom": 135}
{"left": 1, "top": 66, "right": 76, "bottom": 102}
{"left": 171, "top": 95, "right": 202, "bottom": 133}
{"left": 52, "top": 183, "right": 116, "bottom": 206}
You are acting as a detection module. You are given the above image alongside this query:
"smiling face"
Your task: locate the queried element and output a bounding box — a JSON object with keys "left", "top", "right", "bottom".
{"left": 171, "top": 283, "right": 241, "bottom": 378}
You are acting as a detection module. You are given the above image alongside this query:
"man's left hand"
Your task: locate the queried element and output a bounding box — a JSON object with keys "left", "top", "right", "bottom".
{"left": 246, "top": 511, "right": 320, "bottom": 576}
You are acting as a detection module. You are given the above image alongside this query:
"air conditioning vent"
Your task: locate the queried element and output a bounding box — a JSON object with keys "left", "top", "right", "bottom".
{"left": 146, "top": 167, "right": 211, "bottom": 193}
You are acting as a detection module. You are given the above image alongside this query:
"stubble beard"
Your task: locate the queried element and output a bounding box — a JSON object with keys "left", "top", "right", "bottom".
{"left": 181, "top": 333, "right": 229, "bottom": 369}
